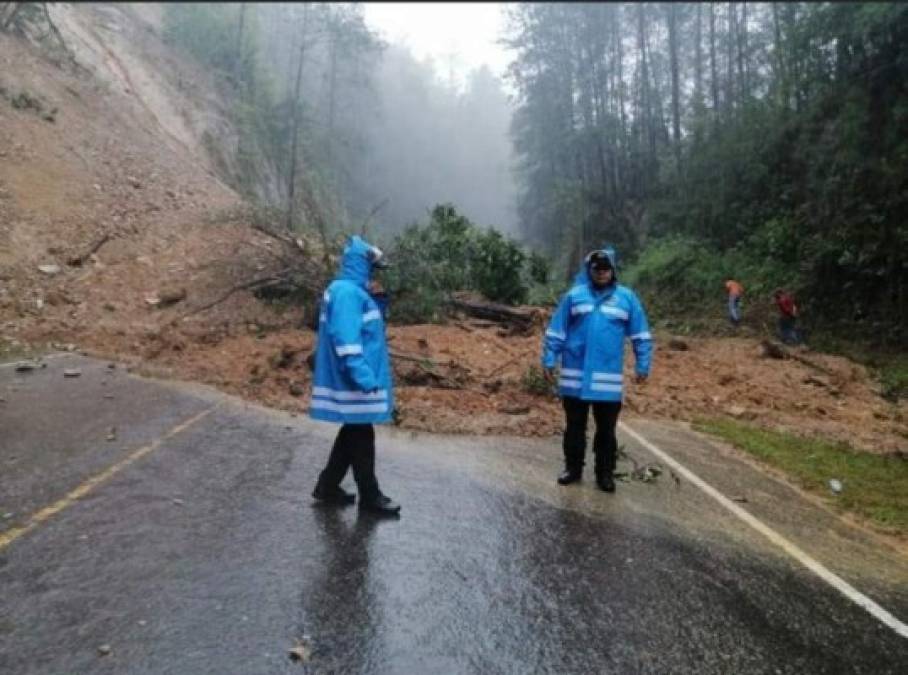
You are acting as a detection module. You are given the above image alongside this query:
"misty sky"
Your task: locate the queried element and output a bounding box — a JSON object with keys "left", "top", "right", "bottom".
{"left": 362, "top": 2, "right": 512, "bottom": 90}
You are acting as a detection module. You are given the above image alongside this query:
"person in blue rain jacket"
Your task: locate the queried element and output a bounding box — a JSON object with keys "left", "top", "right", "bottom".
{"left": 310, "top": 235, "right": 400, "bottom": 516}
{"left": 541, "top": 247, "right": 653, "bottom": 492}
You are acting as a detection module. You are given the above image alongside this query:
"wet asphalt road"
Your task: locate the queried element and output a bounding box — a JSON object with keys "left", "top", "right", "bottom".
{"left": 1, "top": 354, "right": 907, "bottom": 674}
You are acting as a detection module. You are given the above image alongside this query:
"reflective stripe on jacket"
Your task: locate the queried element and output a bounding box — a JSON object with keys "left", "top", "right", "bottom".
{"left": 310, "top": 236, "right": 393, "bottom": 424}
{"left": 541, "top": 248, "right": 653, "bottom": 402}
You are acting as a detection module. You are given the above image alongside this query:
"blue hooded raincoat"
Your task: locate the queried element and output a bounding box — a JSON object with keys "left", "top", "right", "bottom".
{"left": 309, "top": 236, "right": 393, "bottom": 424}
{"left": 541, "top": 247, "right": 653, "bottom": 402}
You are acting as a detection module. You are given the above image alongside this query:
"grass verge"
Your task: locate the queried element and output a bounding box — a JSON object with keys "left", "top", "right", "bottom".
{"left": 693, "top": 418, "right": 908, "bottom": 535}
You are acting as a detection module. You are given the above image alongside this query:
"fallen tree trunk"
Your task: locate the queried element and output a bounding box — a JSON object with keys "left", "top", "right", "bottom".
{"left": 447, "top": 292, "right": 539, "bottom": 333}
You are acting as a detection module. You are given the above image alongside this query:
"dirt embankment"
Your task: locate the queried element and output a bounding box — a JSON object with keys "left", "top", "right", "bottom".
{"left": 103, "top": 309, "right": 905, "bottom": 457}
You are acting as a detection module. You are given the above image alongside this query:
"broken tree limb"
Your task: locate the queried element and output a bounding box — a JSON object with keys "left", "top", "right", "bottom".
{"left": 67, "top": 233, "right": 111, "bottom": 266}
{"left": 170, "top": 273, "right": 290, "bottom": 325}
{"left": 359, "top": 198, "right": 388, "bottom": 238}
{"left": 447, "top": 292, "right": 540, "bottom": 332}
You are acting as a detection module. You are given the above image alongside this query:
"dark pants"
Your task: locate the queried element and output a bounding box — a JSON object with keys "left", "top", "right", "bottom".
{"left": 316, "top": 424, "right": 381, "bottom": 501}
{"left": 562, "top": 396, "right": 622, "bottom": 477}
{"left": 778, "top": 316, "right": 801, "bottom": 345}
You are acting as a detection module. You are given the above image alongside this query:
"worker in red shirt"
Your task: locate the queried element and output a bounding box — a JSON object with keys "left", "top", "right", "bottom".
{"left": 773, "top": 289, "right": 801, "bottom": 345}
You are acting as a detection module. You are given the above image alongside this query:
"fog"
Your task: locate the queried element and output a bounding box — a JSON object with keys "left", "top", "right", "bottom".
{"left": 170, "top": 3, "right": 518, "bottom": 237}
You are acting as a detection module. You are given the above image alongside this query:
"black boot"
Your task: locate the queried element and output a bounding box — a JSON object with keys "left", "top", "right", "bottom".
{"left": 359, "top": 493, "right": 401, "bottom": 516}
{"left": 312, "top": 483, "right": 356, "bottom": 505}
{"left": 596, "top": 472, "right": 616, "bottom": 493}
{"left": 557, "top": 468, "right": 583, "bottom": 485}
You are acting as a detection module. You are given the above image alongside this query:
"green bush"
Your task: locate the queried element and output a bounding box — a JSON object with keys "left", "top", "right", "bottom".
{"left": 521, "top": 365, "right": 552, "bottom": 396}
{"left": 381, "top": 204, "right": 535, "bottom": 323}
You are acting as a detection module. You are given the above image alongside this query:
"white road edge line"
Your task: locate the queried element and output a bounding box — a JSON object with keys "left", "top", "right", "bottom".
{"left": 619, "top": 420, "right": 908, "bottom": 640}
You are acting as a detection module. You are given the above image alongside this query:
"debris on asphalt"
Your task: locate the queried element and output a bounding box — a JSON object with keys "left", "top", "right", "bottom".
{"left": 97, "top": 644, "right": 111, "bottom": 656}
{"left": 106, "top": 427, "right": 117, "bottom": 441}
{"left": 731, "top": 495, "right": 749, "bottom": 503}
{"left": 63, "top": 368, "right": 82, "bottom": 378}
{"left": 615, "top": 447, "right": 665, "bottom": 484}
{"left": 171, "top": 498, "right": 185, "bottom": 506}
{"left": 288, "top": 635, "right": 313, "bottom": 663}
{"left": 14, "top": 362, "right": 36, "bottom": 372}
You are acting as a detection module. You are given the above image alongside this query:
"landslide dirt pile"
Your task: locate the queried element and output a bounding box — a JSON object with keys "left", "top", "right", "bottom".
{"left": 130, "top": 312, "right": 907, "bottom": 456}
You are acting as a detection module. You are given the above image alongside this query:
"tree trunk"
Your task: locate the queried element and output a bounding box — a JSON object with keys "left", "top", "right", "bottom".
{"left": 709, "top": 3, "right": 719, "bottom": 122}
{"left": 694, "top": 4, "right": 703, "bottom": 109}
{"left": 614, "top": 5, "right": 627, "bottom": 158}
{"left": 235, "top": 2, "right": 246, "bottom": 83}
{"left": 740, "top": 1, "right": 749, "bottom": 100}
{"left": 726, "top": 2, "right": 736, "bottom": 115}
{"left": 286, "top": 3, "right": 310, "bottom": 231}
{"left": 667, "top": 3, "right": 682, "bottom": 167}
{"left": 327, "top": 20, "right": 338, "bottom": 140}
{"left": 636, "top": 4, "right": 655, "bottom": 162}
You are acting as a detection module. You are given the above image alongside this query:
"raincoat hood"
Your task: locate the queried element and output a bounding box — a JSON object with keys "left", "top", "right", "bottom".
{"left": 337, "top": 235, "right": 382, "bottom": 288}
{"left": 573, "top": 246, "right": 618, "bottom": 286}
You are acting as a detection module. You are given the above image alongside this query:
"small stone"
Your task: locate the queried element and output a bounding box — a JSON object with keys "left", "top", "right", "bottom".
{"left": 828, "top": 479, "right": 843, "bottom": 494}
{"left": 63, "top": 369, "right": 82, "bottom": 378}
{"left": 97, "top": 644, "right": 111, "bottom": 656}
{"left": 106, "top": 427, "right": 117, "bottom": 441}
{"left": 289, "top": 383, "right": 305, "bottom": 397}
{"left": 38, "top": 264, "right": 61, "bottom": 276}
{"left": 171, "top": 498, "right": 184, "bottom": 506}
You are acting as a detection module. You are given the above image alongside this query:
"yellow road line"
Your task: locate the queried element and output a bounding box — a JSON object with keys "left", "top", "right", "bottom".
{"left": 0, "top": 407, "right": 216, "bottom": 551}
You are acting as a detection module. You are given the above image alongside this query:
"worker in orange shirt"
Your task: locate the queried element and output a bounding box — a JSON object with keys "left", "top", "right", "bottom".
{"left": 725, "top": 279, "right": 744, "bottom": 326}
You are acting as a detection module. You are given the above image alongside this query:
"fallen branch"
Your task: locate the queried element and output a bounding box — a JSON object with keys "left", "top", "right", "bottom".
{"left": 170, "top": 273, "right": 289, "bottom": 325}
{"left": 484, "top": 354, "right": 523, "bottom": 379}
{"left": 67, "top": 233, "right": 111, "bottom": 266}
{"left": 359, "top": 198, "right": 388, "bottom": 238}
{"left": 447, "top": 292, "right": 538, "bottom": 332}
{"left": 390, "top": 350, "right": 441, "bottom": 366}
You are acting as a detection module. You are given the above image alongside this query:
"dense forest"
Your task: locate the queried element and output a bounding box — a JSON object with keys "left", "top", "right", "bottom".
{"left": 162, "top": 2, "right": 517, "bottom": 236}
{"left": 504, "top": 3, "right": 908, "bottom": 342}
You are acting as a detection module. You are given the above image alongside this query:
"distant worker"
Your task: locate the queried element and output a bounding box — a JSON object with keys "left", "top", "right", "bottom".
{"left": 309, "top": 235, "right": 401, "bottom": 516}
{"left": 541, "top": 247, "right": 653, "bottom": 493}
{"left": 773, "top": 288, "right": 801, "bottom": 345}
{"left": 725, "top": 279, "right": 744, "bottom": 326}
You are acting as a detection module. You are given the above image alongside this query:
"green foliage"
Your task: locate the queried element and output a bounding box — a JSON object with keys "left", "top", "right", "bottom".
{"left": 472, "top": 229, "right": 527, "bottom": 306}
{"left": 521, "top": 365, "right": 552, "bottom": 396}
{"left": 381, "top": 204, "right": 535, "bottom": 324}
{"left": 507, "top": 2, "right": 908, "bottom": 346}
{"left": 695, "top": 418, "right": 908, "bottom": 534}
